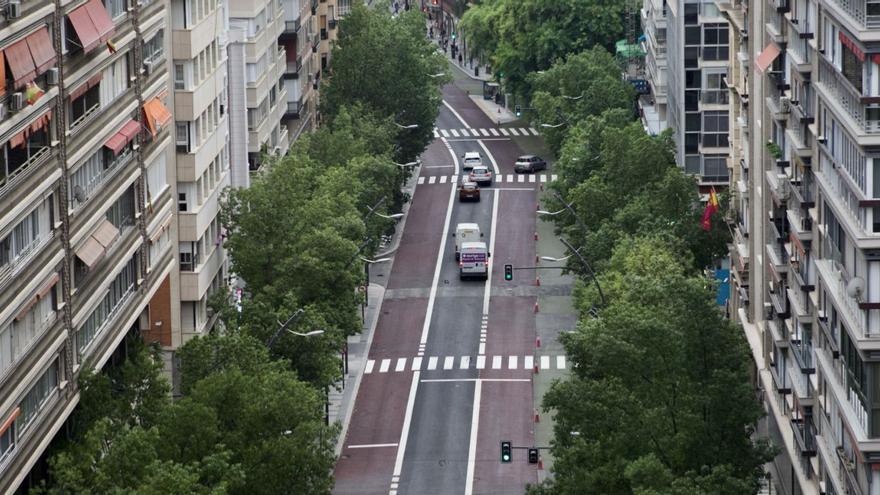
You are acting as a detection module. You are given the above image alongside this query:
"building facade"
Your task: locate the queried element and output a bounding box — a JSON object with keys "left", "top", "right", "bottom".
{"left": 0, "top": 0, "right": 175, "bottom": 490}
{"left": 642, "top": 0, "right": 732, "bottom": 187}
{"left": 725, "top": 0, "right": 880, "bottom": 492}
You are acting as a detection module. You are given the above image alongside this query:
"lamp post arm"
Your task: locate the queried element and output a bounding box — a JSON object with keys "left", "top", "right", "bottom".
{"left": 559, "top": 236, "right": 606, "bottom": 308}
{"left": 267, "top": 308, "right": 305, "bottom": 349}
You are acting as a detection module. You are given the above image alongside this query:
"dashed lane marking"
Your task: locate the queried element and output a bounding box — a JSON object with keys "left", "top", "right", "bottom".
{"left": 395, "top": 358, "right": 406, "bottom": 372}
{"left": 460, "top": 356, "right": 470, "bottom": 369}
{"left": 380, "top": 359, "right": 391, "bottom": 373}
{"left": 541, "top": 355, "right": 550, "bottom": 369}
{"left": 428, "top": 356, "right": 438, "bottom": 370}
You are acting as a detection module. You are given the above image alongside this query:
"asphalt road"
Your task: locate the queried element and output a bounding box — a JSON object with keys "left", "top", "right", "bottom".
{"left": 334, "top": 82, "right": 542, "bottom": 495}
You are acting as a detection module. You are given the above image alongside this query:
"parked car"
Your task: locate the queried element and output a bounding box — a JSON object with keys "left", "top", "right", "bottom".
{"left": 462, "top": 151, "right": 483, "bottom": 170}
{"left": 469, "top": 165, "right": 493, "bottom": 185}
{"left": 458, "top": 179, "right": 481, "bottom": 202}
{"left": 514, "top": 155, "right": 547, "bottom": 173}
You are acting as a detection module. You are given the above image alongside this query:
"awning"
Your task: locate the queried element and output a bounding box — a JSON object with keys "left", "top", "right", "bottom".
{"left": 69, "top": 72, "right": 102, "bottom": 100}
{"left": 0, "top": 408, "right": 20, "bottom": 436}
{"left": 104, "top": 119, "right": 140, "bottom": 154}
{"left": 84, "top": 0, "right": 115, "bottom": 45}
{"left": 26, "top": 27, "right": 56, "bottom": 75}
{"left": 5, "top": 38, "right": 35, "bottom": 88}
{"left": 840, "top": 31, "right": 865, "bottom": 62}
{"left": 10, "top": 110, "right": 52, "bottom": 148}
{"left": 755, "top": 42, "right": 781, "bottom": 73}
{"left": 75, "top": 235, "right": 105, "bottom": 270}
{"left": 68, "top": 1, "right": 100, "bottom": 53}
{"left": 37, "top": 273, "right": 60, "bottom": 299}
{"left": 0, "top": 51, "right": 8, "bottom": 98}
{"left": 91, "top": 218, "right": 119, "bottom": 249}
{"left": 149, "top": 213, "right": 173, "bottom": 242}
{"left": 143, "top": 98, "right": 172, "bottom": 137}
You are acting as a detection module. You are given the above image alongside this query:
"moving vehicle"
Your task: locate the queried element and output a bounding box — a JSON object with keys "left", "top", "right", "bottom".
{"left": 453, "top": 223, "right": 482, "bottom": 261}
{"left": 462, "top": 151, "right": 483, "bottom": 170}
{"left": 459, "top": 241, "right": 490, "bottom": 280}
{"left": 514, "top": 155, "right": 548, "bottom": 173}
{"left": 458, "top": 179, "right": 480, "bottom": 202}
{"left": 469, "top": 165, "right": 493, "bottom": 185}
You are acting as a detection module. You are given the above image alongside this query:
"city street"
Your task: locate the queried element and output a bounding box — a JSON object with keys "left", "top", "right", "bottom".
{"left": 333, "top": 78, "right": 564, "bottom": 494}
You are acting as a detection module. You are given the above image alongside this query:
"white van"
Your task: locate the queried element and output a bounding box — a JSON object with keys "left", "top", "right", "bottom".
{"left": 462, "top": 151, "right": 483, "bottom": 170}
{"left": 453, "top": 223, "right": 482, "bottom": 261}
{"left": 459, "top": 241, "right": 490, "bottom": 280}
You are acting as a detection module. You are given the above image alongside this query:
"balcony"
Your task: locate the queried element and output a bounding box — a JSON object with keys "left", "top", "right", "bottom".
{"left": 284, "top": 99, "right": 302, "bottom": 119}
{"left": 310, "top": 32, "right": 319, "bottom": 52}
{"left": 280, "top": 18, "right": 302, "bottom": 40}
{"left": 285, "top": 55, "right": 303, "bottom": 79}
{"left": 815, "top": 244, "right": 870, "bottom": 339}
{"left": 791, "top": 417, "right": 817, "bottom": 458}
{"left": 817, "top": 57, "right": 880, "bottom": 135}
{"left": 701, "top": 89, "right": 729, "bottom": 105}
{"left": 766, "top": 85, "right": 791, "bottom": 121}
{"left": 827, "top": 0, "right": 880, "bottom": 30}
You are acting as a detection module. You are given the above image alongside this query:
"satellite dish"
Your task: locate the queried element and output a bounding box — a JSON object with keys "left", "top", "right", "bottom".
{"left": 847, "top": 277, "right": 866, "bottom": 299}
{"left": 73, "top": 185, "right": 86, "bottom": 203}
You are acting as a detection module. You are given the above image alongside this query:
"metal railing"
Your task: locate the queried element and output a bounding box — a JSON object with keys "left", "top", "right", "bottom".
{"left": 0, "top": 145, "right": 51, "bottom": 200}
{"left": 828, "top": 0, "right": 880, "bottom": 28}
{"left": 818, "top": 57, "right": 880, "bottom": 133}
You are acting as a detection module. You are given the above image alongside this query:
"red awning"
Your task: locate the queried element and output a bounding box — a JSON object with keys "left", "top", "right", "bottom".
{"left": 10, "top": 110, "right": 51, "bottom": 148}
{"left": 68, "top": 2, "right": 100, "bottom": 53}
{"left": 37, "top": 273, "right": 60, "bottom": 299}
{"left": 104, "top": 119, "right": 140, "bottom": 154}
{"left": 84, "top": 0, "right": 115, "bottom": 45}
{"left": 75, "top": 235, "right": 105, "bottom": 270}
{"left": 840, "top": 31, "right": 866, "bottom": 62}
{"left": 143, "top": 98, "right": 172, "bottom": 137}
{"left": 69, "top": 72, "right": 102, "bottom": 100}
{"left": 5, "top": 38, "right": 36, "bottom": 88}
{"left": 0, "top": 408, "right": 20, "bottom": 436}
{"left": 755, "top": 42, "right": 781, "bottom": 73}
{"left": 26, "top": 27, "right": 56, "bottom": 75}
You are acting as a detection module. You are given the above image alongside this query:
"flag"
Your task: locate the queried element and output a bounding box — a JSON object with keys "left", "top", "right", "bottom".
{"left": 107, "top": 40, "right": 117, "bottom": 54}
{"left": 701, "top": 189, "right": 720, "bottom": 231}
{"left": 25, "top": 82, "right": 44, "bottom": 105}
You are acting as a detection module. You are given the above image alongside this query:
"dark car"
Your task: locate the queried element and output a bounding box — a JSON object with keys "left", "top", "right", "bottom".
{"left": 458, "top": 179, "right": 481, "bottom": 201}
{"left": 514, "top": 155, "right": 547, "bottom": 173}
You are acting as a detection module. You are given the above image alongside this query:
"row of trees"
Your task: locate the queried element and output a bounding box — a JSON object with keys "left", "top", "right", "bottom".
{"left": 459, "top": 1, "right": 772, "bottom": 492}
{"left": 34, "top": 3, "right": 447, "bottom": 493}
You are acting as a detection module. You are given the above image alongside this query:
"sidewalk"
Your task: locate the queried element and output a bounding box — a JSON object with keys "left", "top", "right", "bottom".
{"left": 328, "top": 163, "right": 422, "bottom": 455}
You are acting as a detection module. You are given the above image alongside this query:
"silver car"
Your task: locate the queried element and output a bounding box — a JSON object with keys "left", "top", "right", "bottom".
{"left": 468, "top": 165, "right": 492, "bottom": 185}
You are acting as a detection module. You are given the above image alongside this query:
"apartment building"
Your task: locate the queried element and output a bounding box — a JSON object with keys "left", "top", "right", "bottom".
{"left": 169, "top": 0, "right": 230, "bottom": 341}
{"left": 724, "top": 0, "right": 880, "bottom": 492}
{"left": 0, "top": 0, "right": 175, "bottom": 490}
{"left": 642, "top": 0, "right": 732, "bottom": 186}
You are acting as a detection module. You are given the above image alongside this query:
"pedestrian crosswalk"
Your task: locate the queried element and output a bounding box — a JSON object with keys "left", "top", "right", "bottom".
{"left": 363, "top": 354, "right": 569, "bottom": 374}
{"left": 417, "top": 174, "right": 558, "bottom": 185}
{"left": 434, "top": 127, "right": 541, "bottom": 138}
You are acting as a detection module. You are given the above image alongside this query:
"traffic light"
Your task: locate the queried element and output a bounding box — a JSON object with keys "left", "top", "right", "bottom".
{"left": 451, "top": 32, "right": 457, "bottom": 40}
{"left": 504, "top": 264, "right": 513, "bottom": 281}
{"left": 528, "top": 448, "right": 539, "bottom": 464}
{"left": 515, "top": 105, "right": 522, "bottom": 117}
{"left": 501, "top": 441, "right": 512, "bottom": 463}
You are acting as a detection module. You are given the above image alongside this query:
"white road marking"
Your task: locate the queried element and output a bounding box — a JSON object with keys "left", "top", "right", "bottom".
{"left": 509, "top": 128, "right": 520, "bottom": 136}
{"left": 478, "top": 343, "right": 485, "bottom": 355}
{"left": 479, "top": 128, "right": 490, "bottom": 136}
{"left": 477, "top": 140, "right": 501, "bottom": 175}
{"left": 557, "top": 355, "right": 567, "bottom": 369}
{"left": 443, "top": 99, "right": 472, "bottom": 128}
{"left": 483, "top": 181, "right": 500, "bottom": 315}
{"left": 506, "top": 174, "right": 514, "bottom": 183}
{"left": 411, "top": 357, "right": 422, "bottom": 370}
{"left": 528, "top": 175, "right": 536, "bottom": 183}
{"left": 417, "top": 177, "right": 425, "bottom": 184}
{"left": 465, "top": 379, "right": 481, "bottom": 495}
{"left": 489, "top": 128, "right": 499, "bottom": 136}
{"left": 541, "top": 355, "right": 550, "bottom": 369}
{"left": 348, "top": 443, "right": 399, "bottom": 449}
{"left": 440, "top": 129, "right": 449, "bottom": 137}
{"left": 439, "top": 175, "right": 447, "bottom": 184}
{"left": 395, "top": 358, "right": 407, "bottom": 372}
{"left": 508, "top": 355, "right": 518, "bottom": 369}
{"left": 517, "top": 175, "right": 525, "bottom": 183}
{"left": 380, "top": 359, "right": 391, "bottom": 373}
{"left": 444, "top": 356, "right": 454, "bottom": 370}
{"left": 492, "top": 356, "right": 502, "bottom": 369}
{"left": 442, "top": 137, "right": 459, "bottom": 175}
{"left": 450, "top": 129, "right": 460, "bottom": 137}
{"left": 529, "top": 127, "right": 538, "bottom": 135}
{"left": 445, "top": 138, "right": 510, "bottom": 142}
{"left": 460, "top": 356, "right": 470, "bottom": 369}
{"left": 518, "top": 128, "right": 529, "bottom": 135}
{"left": 427, "top": 356, "right": 438, "bottom": 370}
{"left": 524, "top": 355, "right": 534, "bottom": 370}
{"left": 540, "top": 175, "right": 547, "bottom": 183}
{"left": 421, "top": 378, "right": 531, "bottom": 383}
{"left": 450, "top": 175, "right": 457, "bottom": 183}
{"left": 428, "top": 176, "right": 436, "bottom": 184}
{"left": 476, "top": 355, "right": 486, "bottom": 368}
{"left": 461, "top": 128, "right": 470, "bottom": 136}
{"left": 365, "top": 360, "right": 375, "bottom": 374}
{"left": 499, "top": 128, "right": 509, "bottom": 136}
{"left": 551, "top": 174, "right": 558, "bottom": 181}
{"left": 433, "top": 129, "right": 439, "bottom": 138}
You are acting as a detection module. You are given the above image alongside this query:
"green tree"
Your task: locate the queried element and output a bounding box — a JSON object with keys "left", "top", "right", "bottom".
{"left": 532, "top": 237, "right": 772, "bottom": 494}
{"left": 461, "top": 0, "right": 626, "bottom": 97}
{"left": 528, "top": 47, "right": 635, "bottom": 154}
{"left": 322, "top": 3, "right": 447, "bottom": 162}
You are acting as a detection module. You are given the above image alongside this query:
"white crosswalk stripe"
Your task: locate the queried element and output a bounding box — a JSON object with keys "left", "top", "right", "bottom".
{"left": 440, "top": 129, "right": 449, "bottom": 137}
{"left": 551, "top": 174, "right": 558, "bottom": 181}
{"left": 528, "top": 175, "right": 536, "bottom": 183}
{"left": 489, "top": 128, "right": 499, "bottom": 136}
{"left": 363, "top": 354, "right": 569, "bottom": 373}
{"left": 479, "top": 128, "right": 490, "bottom": 136}
{"left": 450, "top": 129, "right": 460, "bottom": 137}
{"left": 432, "top": 127, "right": 541, "bottom": 137}
{"left": 439, "top": 175, "right": 447, "bottom": 184}
{"left": 499, "top": 128, "right": 509, "bottom": 136}
{"left": 517, "top": 175, "right": 525, "bottom": 183}
{"left": 433, "top": 129, "right": 440, "bottom": 138}
{"left": 539, "top": 175, "right": 547, "bottom": 183}
{"left": 460, "top": 129, "right": 469, "bottom": 136}
{"left": 529, "top": 127, "right": 538, "bottom": 135}
{"left": 418, "top": 176, "right": 425, "bottom": 184}
{"left": 518, "top": 128, "right": 529, "bottom": 135}
{"left": 508, "top": 128, "right": 520, "bottom": 136}
{"left": 469, "top": 129, "right": 480, "bottom": 137}
{"left": 506, "top": 174, "right": 514, "bottom": 183}
{"left": 428, "top": 176, "right": 436, "bottom": 184}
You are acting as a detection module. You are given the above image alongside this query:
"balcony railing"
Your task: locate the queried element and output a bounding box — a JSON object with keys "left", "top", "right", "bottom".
{"left": 284, "top": 19, "right": 301, "bottom": 33}
{"left": 285, "top": 99, "right": 302, "bottom": 119}
{"left": 702, "top": 89, "right": 729, "bottom": 105}
{"left": 828, "top": 0, "right": 880, "bottom": 28}
{"left": 286, "top": 55, "right": 303, "bottom": 78}
{"left": 0, "top": 145, "right": 51, "bottom": 200}
{"left": 818, "top": 57, "right": 880, "bottom": 134}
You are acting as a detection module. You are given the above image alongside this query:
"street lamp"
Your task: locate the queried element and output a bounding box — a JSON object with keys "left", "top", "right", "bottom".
{"left": 540, "top": 122, "right": 566, "bottom": 129}
{"left": 541, "top": 254, "right": 574, "bottom": 263}
{"left": 394, "top": 122, "right": 419, "bottom": 129}
{"left": 428, "top": 72, "right": 447, "bottom": 78}
{"left": 374, "top": 212, "right": 404, "bottom": 220}
{"left": 537, "top": 209, "right": 566, "bottom": 216}
{"left": 360, "top": 256, "right": 392, "bottom": 321}
{"left": 561, "top": 92, "right": 585, "bottom": 100}
{"left": 266, "top": 308, "right": 325, "bottom": 349}
{"left": 395, "top": 160, "right": 420, "bottom": 168}
{"left": 287, "top": 329, "right": 325, "bottom": 337}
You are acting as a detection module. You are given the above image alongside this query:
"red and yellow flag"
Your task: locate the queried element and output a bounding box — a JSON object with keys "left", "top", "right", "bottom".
{"left": 701, "top": 189, "right": 719, "bottom": 231}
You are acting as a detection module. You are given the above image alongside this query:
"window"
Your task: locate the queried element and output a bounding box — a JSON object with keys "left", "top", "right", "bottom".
{"left": 76, "top": 256, "right": 137, "bottom": 356}
{"left": 174, "top": 63, "right": 185, "bottom": 90}
{"left": 145, "top": 155, "right": 167, "bottom": 204}
{"left": 179, "top": 242, "right": 197, "bottom": 271}
{"left": 178, "top": 192, "right": 188, "bottom": 212}
{"left": 0, "top": 418, "right": 13, "bottom": 465}
{"left": 703, "top": 155, "right": 729, "bottom": 181}
{"left": 104, "top": 0, "right": 126, "bottom": 19}
{"left": 703, "top": 71, "right": 728, "bottom": 104}
{"left": 176, "top": 122, "right": 190, "bottom": 153}
{"left": 0, "top": 288, "right": 56, "bottom": 379}
{"left": 702, "top": 24, "right": 729, "bottom": 61}
{"left": 16, "top": 360, "right": 58, "bottom": 433}
{"left": 70, "top": 151, "right": 104, "bottom": 210}
{"left": 143, "top": 30, "right": 164, "bottom": 64}
{"left": 842, "top": 44, "right": 863, "bottom": 93}
{"left": 0, "top": 196, "right": 53, "bottom": 272}
{"left": 702, "top": 111, "right": 729, "bottom": 147}
{"left": 100, "top": 55, "right": 129, "bottom": 108}
{"left": 106, "top": 186, "right": 135, "bottom": 229}
{"left": 70, "top": 85, "right": 101, "bottom": 125}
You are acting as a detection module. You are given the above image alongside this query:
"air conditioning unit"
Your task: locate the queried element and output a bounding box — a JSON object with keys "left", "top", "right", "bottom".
{"left": 10, "top": 92, "right": 24, "bottom": 111}
{"left": 143, "top": 60, "right": 153, "bottom": 76}
{"left": 779, "top": 96, "right": 791, "bottom": 112}
{"left": 46, "top": 67, "right": 59, "bottom": 86}
{"left": 7, "top": 0, "right": 21, "bottom": 19}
